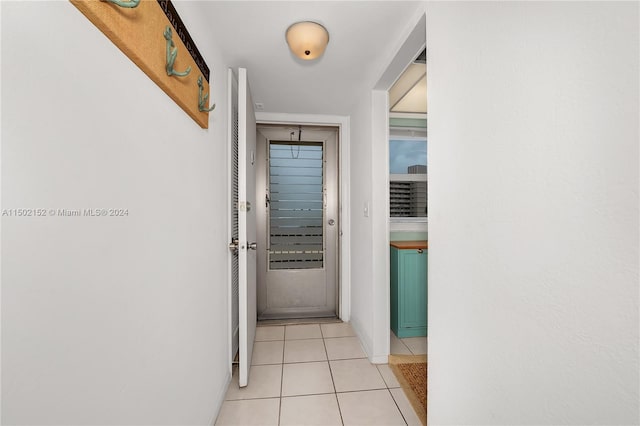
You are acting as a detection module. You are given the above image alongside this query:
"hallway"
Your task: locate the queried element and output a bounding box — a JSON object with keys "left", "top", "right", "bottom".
{"left": 216, "top": 323, "right": 424, "bottom": 425}
{"left": 2, "top": 2, "right": 638, "bottom": 424}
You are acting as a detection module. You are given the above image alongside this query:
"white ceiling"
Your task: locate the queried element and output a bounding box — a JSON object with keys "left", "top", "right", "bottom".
{"left": 181, "top": 1, "right": 423, "bottom": 115}
{"left": 389, "top": 62, "right": 427, "bottom": 113}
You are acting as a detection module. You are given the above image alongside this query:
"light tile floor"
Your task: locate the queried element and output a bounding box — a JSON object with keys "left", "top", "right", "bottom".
{"left": 390, "top": 331, "right": 427, "bottom": 356}
{"left": 216, "top": 322, "right": 425, "bottom": 425}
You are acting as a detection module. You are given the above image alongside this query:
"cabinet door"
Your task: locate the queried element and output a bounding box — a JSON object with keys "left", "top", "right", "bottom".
{"left": 390, "top": 247, "right": 400, "bottom": 334}
{"left": 399, "top": 250, "right": 427, "bottom": 330}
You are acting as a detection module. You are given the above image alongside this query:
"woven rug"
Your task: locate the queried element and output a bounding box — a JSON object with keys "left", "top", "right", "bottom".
{"left": 389, "top": 354, "right": 427, "bottom": 426}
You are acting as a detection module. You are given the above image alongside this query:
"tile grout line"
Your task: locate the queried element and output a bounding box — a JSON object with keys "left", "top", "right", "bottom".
{"left": 336, "top": 388, "right": 389, "bottom": 395}
{"left": 392, "top": 332, "right": 413, "bottom": 355}
{"left": 223, "top": 387, "right": 395, "bottom": 403}
{"left": 278, "top": 356, "right": 368, "bottom": 366}
{"left": 401, "top": 337, "right": 417, "bottom": 356}
{"left": 400, "top": 338, "right": 412, "bottom": 354}
{"left": 223, "top": 396, "right": 282, "bottom": 402}
{"left": 322, "top": 335, "right": 359, "bottom": 340}
{"left": 388, "top": 388, "right": 410, "bottom": 426}
{"left": 398, "top": 336, "right": 428, "bottom": 355}
{"left": 284, "top": 337, "right": 324, "bottom": 341}
{"left": 396, "top": 335, "right": 428, "bottom": 356}
{"left": 230, "top": 324, "right": 412, "bottom": 425}
{"left": 378, "top": 364, "right": 392, "bottom": 390}
{"left": 321, "top": 324, "right": 345, "bottom": 426}
{"left": 277, "top": 339, "right": 284, "bottom": 426}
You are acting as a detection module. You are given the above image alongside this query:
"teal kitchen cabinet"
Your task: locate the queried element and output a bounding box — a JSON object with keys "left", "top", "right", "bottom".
{"left": 390, "top": 241, "right": 427, "bottom": 338}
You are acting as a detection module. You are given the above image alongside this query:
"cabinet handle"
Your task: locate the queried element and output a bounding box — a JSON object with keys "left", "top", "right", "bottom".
{"left": 417, "top": 249, "right": 423, "bottom": 254}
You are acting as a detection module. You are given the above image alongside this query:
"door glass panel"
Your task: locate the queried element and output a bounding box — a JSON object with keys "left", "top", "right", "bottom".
{"left": 269, "top": 142, "right": 324, "bottom": 270}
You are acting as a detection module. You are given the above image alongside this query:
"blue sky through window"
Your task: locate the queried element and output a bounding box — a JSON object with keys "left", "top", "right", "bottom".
{"left": 389, "top": 139, "right": 427, "bottom": 174}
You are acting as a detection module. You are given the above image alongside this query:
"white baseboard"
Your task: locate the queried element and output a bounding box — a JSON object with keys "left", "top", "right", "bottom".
{"left": 370, "top": 354, "right": 389, "bottom": 364}
{"left": 209, "top": 370, "right": 232, "bottom": 426}
{"left": 349, "top": 316, "right": 374, "bottom": 360}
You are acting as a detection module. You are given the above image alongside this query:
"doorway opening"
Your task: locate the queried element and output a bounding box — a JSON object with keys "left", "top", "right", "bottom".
{"left": 387, "top": 48, "right": 428, "bottom": 356}
{"left": 367, "top": 11, "right": 426, "bottom": 361}
{"left": 255, "top": 124, "right": 340, "bottom": 320}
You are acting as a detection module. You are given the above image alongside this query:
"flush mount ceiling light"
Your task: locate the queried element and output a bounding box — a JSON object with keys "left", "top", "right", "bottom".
{"left": 285, "top": 21, "right": 329, "bottom": 60}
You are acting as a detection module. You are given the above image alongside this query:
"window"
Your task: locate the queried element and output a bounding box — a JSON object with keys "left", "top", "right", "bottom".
{"left": 389, "top": 130, "right": 427, "bottom": 220}
{"left": 268, "top": 142, "right": 324, "bottom": 270}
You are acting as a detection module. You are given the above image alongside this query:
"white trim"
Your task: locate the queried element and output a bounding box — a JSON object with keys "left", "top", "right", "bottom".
{"left": 370, "top": 355, "right": 390, "bottom": 365}
{"left": 255, "top": 112, "right": 351, "bottom": 322}
{"left": 389, "top": 220, "right": 428, "bottom": 233}
{"left": 373, "top": 10, "right": 427, "bottom": 91}
{"left": 390, "top": 217, "right": 428, "bottom": 223}
{"left": 350, "top": 314, "right": 371, "bottom": 361}
{"left": 208, "top": 371, "right": 232, "bottom": 426}
{"left": 389, "top": 112, "right": 427, "bottom": 119}
{"left": 257, "top": 112, "right": 349, "bottom": 128}
{"left": 371, "top": 90, "right": 391, "bottom": 361}
{"left": 389, "top": 131, "right": 427, "bottom": 140}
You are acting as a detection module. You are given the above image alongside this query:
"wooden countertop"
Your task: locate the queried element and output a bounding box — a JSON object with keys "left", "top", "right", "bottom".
{"left": 390, "top": 240, "right": 428, "bottom": 250}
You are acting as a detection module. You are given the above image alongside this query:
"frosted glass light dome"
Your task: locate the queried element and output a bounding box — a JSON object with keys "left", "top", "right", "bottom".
{"left": 285, "top": 21, "right": 330, "bottom": 60}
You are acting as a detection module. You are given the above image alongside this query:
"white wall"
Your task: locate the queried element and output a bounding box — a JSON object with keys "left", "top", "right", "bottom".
{"left": 348, "top": 92, "right": 375, "bottom": 356}
{"left": 1, "top": 2, "right": 230, "bottom": 424}
{"left": 426, "top": 2, "right": 639, "bottom": 424}
{"left": 347, "top": 5, "right": 426, "bottom": 363}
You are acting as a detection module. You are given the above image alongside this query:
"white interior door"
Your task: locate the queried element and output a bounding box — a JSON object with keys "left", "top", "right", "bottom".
{"left": 238, "top": 68, "right": 257, "bottom": 387}
{"left": 228, "top": 69, "right": 240, "bottom": 367}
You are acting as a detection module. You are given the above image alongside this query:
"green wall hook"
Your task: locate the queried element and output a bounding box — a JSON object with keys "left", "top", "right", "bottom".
{"left": 198, "top": 75, "right": 216, "bottom": 112}
{"left": 100, "top": 0, "right": 141, "bottom": 8}
{"left": 163, "top": 26, "right": 191, "bottom": 77}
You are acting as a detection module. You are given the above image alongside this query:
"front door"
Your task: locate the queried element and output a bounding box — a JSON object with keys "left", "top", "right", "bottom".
{"left": 256, "top": 126, "right": 339, "bottom": 319}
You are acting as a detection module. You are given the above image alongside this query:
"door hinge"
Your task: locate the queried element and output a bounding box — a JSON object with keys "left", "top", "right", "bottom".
{"left": 238, "top": 201, "right": 251, "bottom": 212}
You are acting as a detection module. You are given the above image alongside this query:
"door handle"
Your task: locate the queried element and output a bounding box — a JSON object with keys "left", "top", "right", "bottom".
{"left": 328, "top": 219, "right": 335, "bottom": 226}
{"left": 248, "top": 242, "right": 257, "bottom": 250}
{"left": 228, "top": 238, "right": 239, "bottom": 252}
